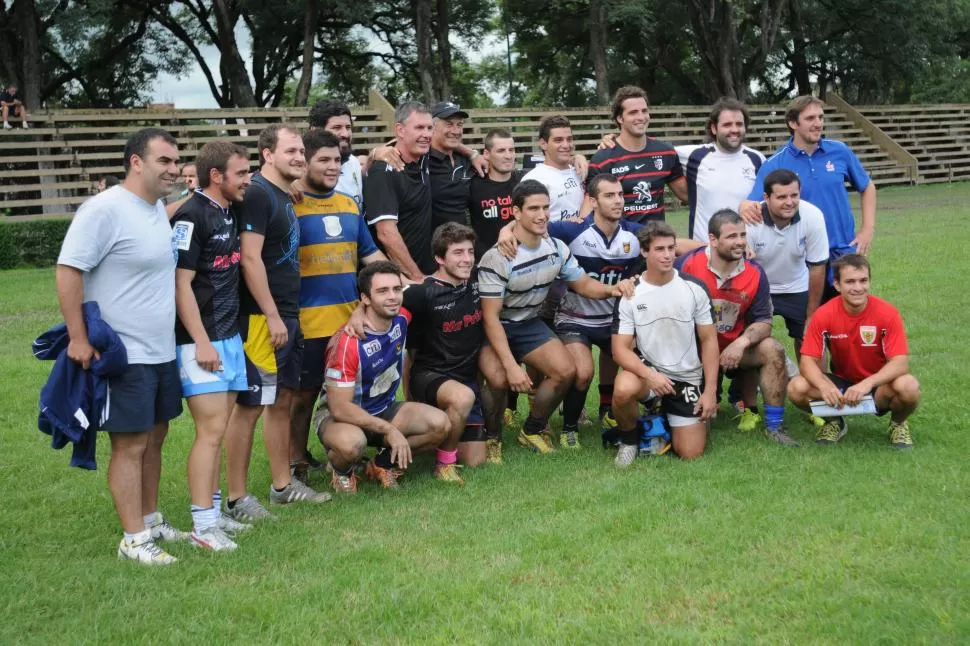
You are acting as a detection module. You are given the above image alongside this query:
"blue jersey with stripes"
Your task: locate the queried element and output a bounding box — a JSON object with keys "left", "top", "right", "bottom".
{"left": 325, "top": 313, "right": 409, "bottom": 416}
{"left": 548, "top": 216, "right": 642, "bottom": 328}
{"left": 296, "top": 190, "right": 378, "bottom": 340}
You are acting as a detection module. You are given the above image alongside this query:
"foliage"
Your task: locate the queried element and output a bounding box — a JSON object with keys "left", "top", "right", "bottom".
{"left": 0, "top": 218, "right": 71, "bottom": 269}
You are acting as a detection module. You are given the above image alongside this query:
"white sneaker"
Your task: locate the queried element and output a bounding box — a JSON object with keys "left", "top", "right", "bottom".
{"left": 148, "top": 514, "right": 189, "bottom": 541}
{"left": 21, "top": 122, "right": 29, "bottom": 129}
{"left": 2, "top": 122, "right": 11, "bottom": 130}
{"left": 217, "top": 512, "right": 253, "bottom": 534}
{"left": 190, "top": 526, "right": 238, "bottom": 552}
{"left": 118, "top": 535, "right": 177, "bottom": 565}
{"left": 614, "top": 443, "right": 638, "bottom": 468}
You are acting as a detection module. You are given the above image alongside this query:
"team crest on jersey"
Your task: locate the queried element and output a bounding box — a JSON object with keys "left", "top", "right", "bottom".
{"left": 859, "top": 326, "right": 877, "bottom": 346}
{"left": 362, "top": 339, "right": 382, "bottom": 356}
{"left": 323, "top": 216, "right": 343, "bottom": 238}
{"left": 622, "top": 242, "right": 631, "bottom": 253}
{"left": 653, "top": 157, "right": 664, "bottom": 170}
{"left": 633, "top": 181, "right": 652, "bottom": 203}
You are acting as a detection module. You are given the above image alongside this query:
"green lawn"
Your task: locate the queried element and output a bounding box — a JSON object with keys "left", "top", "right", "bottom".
{"left": 2, "top": 183, "right": 969, "bottom": 644}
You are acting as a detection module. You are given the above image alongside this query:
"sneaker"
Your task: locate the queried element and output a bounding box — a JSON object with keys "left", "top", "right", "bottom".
{"left": 736, "top": 408, "right": 761, "bottom": 432}
{"left": 540, "top": 425, "right": 556, "bottom": 447}
{"left": 815, "top": 417, "right": 848, "bottom": 445}
{"left": 365, "top": 460, "right": 403, "bottom": 489}
{"left": 485, "top": 438, "right": 503, "bottom": 465}
{"left": 149, "top": 515, "right": 189, "bottom": 542}
{"left": 217, "top": 512, "right": 252, "bottom": 534}
{"left": 433, "top": 463, "right": 465, "bottom": 485}
{"left": 503, "top": 409, "right": 520, "bottom": 428}
{"left": 560, "top": 427, "right": 582, "bottom": 449}
{"left": 21, "top": 122, "right": 29, "bottom": 129}
{"left": 118, "top": 535, "right": 177, "bottom": 565}
{"left": 2, "top": 122, "right": 11, "bottom": 130}
{"left": 331, "top": 470, "right": 358, "bottom": 494}
{"left": 517, "top": 430, "right": 555, "bottom": 454}
{"left": 765, "top": 427, "right": 800, "bottom": 447}
{"left": 227, "top": 494, "right": 276, "bottom": 522}
{"left": 269, "top": 479, "right": 333, "bottom": 505}
{"left": 888, "top": 420, "right": 913, "bottom": 450}
{"left": 190, "top": 526, "right": 238, "bottom": 552}
{"left": 615, "top": 443, "right": 638, "bottom": 468}
{"left": 808, "top": 414, "right": 826, "bottom": 428}
{"left": 600, "top": 411, "right": 619, "bottom": 448}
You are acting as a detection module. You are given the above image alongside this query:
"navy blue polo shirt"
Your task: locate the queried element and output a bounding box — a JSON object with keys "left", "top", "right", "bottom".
{"left": 748, "top": 138, "right": 870, "bottom": 255}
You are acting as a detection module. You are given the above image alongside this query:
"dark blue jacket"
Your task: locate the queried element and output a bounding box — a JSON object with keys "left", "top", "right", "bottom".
{"left": 33, "top": 301, "right": 128, "bottom": 469}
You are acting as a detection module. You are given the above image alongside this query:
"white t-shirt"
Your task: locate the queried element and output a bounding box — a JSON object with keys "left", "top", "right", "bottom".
{"left": 746, "top": 199, "right": 830, "bottom": 294}
{"left": 338, "top": 155, "right": 363, "bottom": 208}
{"left": 676, "top": 144, "right": 765, "bottom": 241}
{"left": 57, "top": 186, "right": 177, "bottom": 364}
{"left": 612, "top": 271, "right": 713, "bottom": 385}
{"left": 521, "top": 163, "right": 583, "bottom": 221}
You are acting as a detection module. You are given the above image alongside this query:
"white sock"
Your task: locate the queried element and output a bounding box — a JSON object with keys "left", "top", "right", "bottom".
{"left": 144, "top": 511, "right": 160, "bottom": 527}
{"left": 191, "top": 505, "right": 213, "bottom": 533}
{"left": 124, "top": 529, "right": 150, "bottom": 544}
{"left": 3, "top": 121, "right": 9, "bottom": 127}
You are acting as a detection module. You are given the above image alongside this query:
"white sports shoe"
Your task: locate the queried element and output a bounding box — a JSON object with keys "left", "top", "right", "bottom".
{"left": 118, "top": 535, "right": 177, "bottom": 565}
{"left": 217, "top": 512, "right": 252, "bottom": 534}
{"left": 2, "top": 122, "right": 11, "bottom": 130}
{"left": 614, "top": 443, "right": 638, "bottom": 468}
{"left": 148, "top": 514, "right": 189, "bottom": 541}
{"left": 190, "top": 526, "right": 239, "bottom": 552}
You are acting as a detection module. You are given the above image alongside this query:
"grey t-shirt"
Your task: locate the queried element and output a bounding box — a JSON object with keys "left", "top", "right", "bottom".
{"left": 58, "top": 185, "right": 177, "bottom": 364}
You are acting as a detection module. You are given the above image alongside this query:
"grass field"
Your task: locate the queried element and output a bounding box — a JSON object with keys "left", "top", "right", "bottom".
{"left": 2, "top": 183, "right": 970, "bottom": 644}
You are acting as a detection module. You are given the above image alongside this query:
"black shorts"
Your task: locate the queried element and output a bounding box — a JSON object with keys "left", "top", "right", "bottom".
{"left": 298, "top": 336, "right": 331, "bottom": 392}
{"left": 825, "top": 373, "right": 889, "bottom": 416}
{"left": 771, "top": 292, "right": 808, "bottom": 341}
{"left": 410, "top": 369, "right": 485, "bottom": 442}
{"left": 556, "top": 321, "right": 612, "bottom": 352}
{"left": 362, "top": 401, "right": 406, "bottom": 447}
{"left": 642, "top": 379, "right": 705, "bottom": 428}
{"left": 238, "top": 314, "right": 304, "bottom": 406}
{"left": 101, "top": 361, "right": 183, "bottom": 433}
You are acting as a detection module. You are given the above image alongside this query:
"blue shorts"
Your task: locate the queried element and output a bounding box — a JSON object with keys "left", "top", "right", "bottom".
{"left": 102, "top": 361, "right": 183, "bottom": 433}
{"left": 238, "top": 314, "right": 304, "bottom": 407}
{"left": 771, "top": 292, "right": 808, "bottom": 342}
{"left": 176, "top": 334, "right": 249, "bottom": 397}
{"left": 556, "top": 321, "right": 612, "bottom": 352}
{"left": 500, "top": 318, "right": 558, "bottom": 363}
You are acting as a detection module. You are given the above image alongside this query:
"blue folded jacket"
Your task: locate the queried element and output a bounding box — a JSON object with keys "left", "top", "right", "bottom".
{"left": 33, "top": 301, "right": 128, "bottom": 469}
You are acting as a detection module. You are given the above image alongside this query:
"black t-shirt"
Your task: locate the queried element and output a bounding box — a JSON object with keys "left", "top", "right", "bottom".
{"left": 401, "top": 272, "right": 484, "bottom": 382}
{"left": 0, "top": 90, "right": 16, "bottom": 105}
{"left": 587, "top": 138, "right": 684, "bottom": 224}
{"left": 363, "top": 157, "right": 435, "bottom": 275}
{"left": 172, "top": 192, "right": 241, "bottom": 344}
{"left": 429, "top": 147, "right": 473, "bottom": 229}
{"left": 237, "top": 174, "right": 301, "bottom": 318}
{"left": 468, "top": 170, "right": 525, "bottom": 260}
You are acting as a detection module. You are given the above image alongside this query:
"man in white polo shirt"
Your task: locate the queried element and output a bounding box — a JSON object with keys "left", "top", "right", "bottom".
{"left": 522, "top": 115, "right": 585, "bottom": 222}
{"left": 746, "top": 168, "right": 829, "bottom": 355}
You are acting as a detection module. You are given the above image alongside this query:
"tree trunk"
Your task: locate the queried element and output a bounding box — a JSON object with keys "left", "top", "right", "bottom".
{"left": 434, "top": 0, "right": 452, "bottom": 100}
{"left": 295, "top": 0, "right": 318, "bottom": 106}
{"left": 787, "top": 0, "right": 812, "bottom": 95}
{"left": 13, "top": 0, "right": 42, "bottom": 110}
{"left": 212, "top": 0, "right": 258, "bottom": 107}
{"left": 589, "top": 0, "right": 609, "bottom": 104}
{"left": 413, "top": 0, "right": 436, "bottom": 103}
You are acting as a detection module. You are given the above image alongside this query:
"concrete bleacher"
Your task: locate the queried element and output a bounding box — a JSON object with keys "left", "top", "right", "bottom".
{"left": 2, "top": 92, "right": 965, "bottom": 219}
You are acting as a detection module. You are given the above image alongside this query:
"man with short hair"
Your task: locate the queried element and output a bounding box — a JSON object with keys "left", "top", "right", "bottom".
{"left": 551, "top": 173, "right": 642, "bottom": 448}
{"left": 289, "top": 129, "right": 386, "bottom": 481}
{"left": 172, "top": 140, "right": 253, "bottom": 551}
{"left": 788, "top": 255, "right": 920, "bottom": 449}
{"left": 676, "top": 98, "right": 765, "bottom": 241}
{"left": 225, "top": 125, "right": 331, "bottom": 523}
{"left": 676, "top": 209, "right": 799, "bottom": 446}
{"left": 364, "top": 101, "right": 435, "bottom": 280}
{"left": 166, "top": 162, "right": 201, "bottom": 218}
{"left": 746, "top": 169, "right": 829, "bottom": 353}
{"left": 478, "top": 180, "right": 633, "bottom": 455}
{"left": 468, "top": 128, "right": 525, "bottom": 259}
{"left": 308, "top": 99, "right": 364, "bottom": 206}
{"left": 740, "top": 96, "right": 877, "bottom": 300}
{"left": 428, "top": 101, "right": 477, "bottom": 229}
{"left": 1, "top": 84, "right": 28, "bottom": 129}
{"left": 589, "top": 86, "right": 687, "bottom": 225}
{"left": 319, "top": 261, "right": 451, "bottom": 491}
{"left": 403, "top": 222, "right": 508, "bottom": 473}
{"left": 56, "top": 127, "right": 185, "bottom": 565}
{"left": 522, "top": 115, "right": 585, "bottom": 221}
{"left": 611, "top": 222, "right": 719, "bottom": 466}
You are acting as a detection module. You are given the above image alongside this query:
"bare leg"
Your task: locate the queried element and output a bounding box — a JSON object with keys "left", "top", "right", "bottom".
{"left": 290, "top": 389, "right": 318, "bottom": 463}
{"left": 875, "top": 374, "right": 921, "bottom": 424}
{"left": 107, "top": 431, "right": 151, "bottom": 534}
{"left": 522, "top": 339, "right": 576, "bottom": 421}
{"left": 264, "top": 387, "right": 295, "bottom": 490}
{"left": 141, "top": 422, "right": 169, "bottom": 516}
{"left": 186, "top": 392, "right": 235, "bottom": 508}
{"left": 670, "top": 422, "right": 707, "bottom": 460}
{"left": 321, "top": 421, "right": 368, "bottom": 473}
{"left": 225, "top": 403, "right": 262, "bottom": 501}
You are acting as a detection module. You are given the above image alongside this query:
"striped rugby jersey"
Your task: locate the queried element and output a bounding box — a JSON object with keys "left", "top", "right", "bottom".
{"left": 296, "top": 189, "right": 379, "bottom": 339}
{"left": 478, "top": 237, "right": 584, "bottom": 322}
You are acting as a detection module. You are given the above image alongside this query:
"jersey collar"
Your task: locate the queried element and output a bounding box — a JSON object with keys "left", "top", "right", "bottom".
{"left": 785, "top": 136, "right": 828, "bottom": 157}
{"left": 704, "top": 246, "right": 746, "bottom": 285}
{"left": 760, "top": 201, "right": 801, "bottom": 229}
{"left": 194, "top": 188, "right": 230, "bottom": 215}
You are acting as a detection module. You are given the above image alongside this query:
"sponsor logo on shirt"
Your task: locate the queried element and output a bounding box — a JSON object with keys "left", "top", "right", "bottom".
{"left": 362, "top": 340, "right": 382, "bottom": 356}
{"left": 634, "top": 164, "right": 646, "bottom": 170}
{"left": 825, "top": 161, "right": 835, "bottom": 172}
{"left": 633, "top": 181, "right": 653, "bottom": 204}
{"left": 389, "top": 324, "right": 402, "bottom": 342}
{"left": 173, "top": 221, "right": 194, "bottom": 251}
{"left": 433, "top": 301, "right": 456, "bottom": 311}
{"left": 859, "top": 326, "right": 877, "bottom": 346}
{"left": 442, "top": 310, "right": 482, "bottom": 333}
{"left": 636, "top": 304, "right": 649, "bottom": 311}
{"left": 480, "top": 194, "right": 514, "bottom": 220}
{"left": 612, "top": 166, "right": 630, "bottom": 175}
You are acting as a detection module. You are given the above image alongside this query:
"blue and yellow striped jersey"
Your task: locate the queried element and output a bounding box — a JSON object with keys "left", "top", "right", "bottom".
{"left": 296, "top": 190, "right": 378, "bottom": 339}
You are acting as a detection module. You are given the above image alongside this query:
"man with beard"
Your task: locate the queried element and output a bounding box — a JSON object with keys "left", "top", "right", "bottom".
{"left": 521, "top": 115, "right": 585, "bottom": 222}
{"left": 675, "top": 210, "right": 799, "bottom": 447}
{"left": 56, "top": 128, "right": 185, "bottom": 564}
{"left": 225, "top": 125, "right": 331, "bottom": 523}
{"left": 468, "top": 128, "right": 525, "bottom": 260}
{"left": 308, "top": 99, "right": 364, "bottom": 207}
{"left": 288, "top": 129, "right": 386, "bottom": 482}
{"left": 171, "top": 140, "right": 254, "bottom": 551}
{"left": 676, "top": 98, "right": 765, "bottom": 242}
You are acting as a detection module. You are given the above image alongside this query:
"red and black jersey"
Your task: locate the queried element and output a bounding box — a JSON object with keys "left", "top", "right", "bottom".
{"left": 401, "top": 272, "right": 484, "bottom": 382}
{"left": 587, "top": 138, "right": 684, "bottom": 224}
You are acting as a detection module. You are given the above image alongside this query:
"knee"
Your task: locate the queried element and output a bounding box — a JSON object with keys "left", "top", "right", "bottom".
{"left": 613, "top": 372, "right": 640, "bottom": 406}
{"left": 325, "top": 430, "right": 366, "bottom": 462}
{"left": 892, "top": 374, "right": 921, "bottom": 404}
{"left": 673, "top": 435, "right": 706, "bottom": 460}
{"left": 787, "top": 376, "right": 810, "bottom": 403}
{"left": 487, "top": 371, "right": 508, "bottom": 391}
{"left": 574, "top": 366, "right": 594, "bottom": 391}
{"left": 548, "top": 362, "right": 576, "bottom": 387}
{"left": 431, "top": 411, "right": 451, "bottom": 442}
{"left": 451, "top": 389, "right": 476, "bottom": 418}
{"left": 758, "top": 337, "right": 785, "bottom": 363}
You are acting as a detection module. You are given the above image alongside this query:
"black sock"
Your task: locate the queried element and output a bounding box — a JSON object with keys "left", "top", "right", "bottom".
{"left": 227, "top": 498, "right": 238, "bottom": 509}
{"left": 562, "top": 385, "right": 589, "bottom": 428}
{"left": 506, "top": 388, "right": 519, "bottom": 413}
{"left": 374, "top": 448, "right": 394, "bottom": 469}
{"left": 619, "top": 427, "right": 639, "bottom": 446}
{"left": 523, "top": 414, "right": 547, "bottom": 435}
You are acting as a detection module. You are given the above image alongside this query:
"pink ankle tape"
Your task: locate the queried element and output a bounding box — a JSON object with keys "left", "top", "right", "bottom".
{"left": 436, "top": 448, "right": 458, "bottom": 465}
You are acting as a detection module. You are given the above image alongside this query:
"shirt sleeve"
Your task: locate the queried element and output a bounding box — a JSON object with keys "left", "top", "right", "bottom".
{"left": 843, "top": 148, "right": 871, "bottom": 193}
{"left": 612, "top": 291, "right": 636, "bottom": 335}
{"left": 172, "top": 207, "right": 206, "bottom": 271}
{"left": 882, "top": 304, "right": 909, "bottom": 358}
{"left": 745, "top": 264, "right": 774, "bottom": 325}
{"left": 237, "top": 182, "right": 274, "bottom": 236}
{"left": 477, "top": 249, "right": 510, "bottom": 299}
{"left": 802, "top": 202, "right": 830, "bottom": 265}
{"left": 325, "top": 332, "right": 360, "bottom": 387}
{"left": 675, "top": 145, "right": 698, "bottom": 169}
{"left": 691, "top": 283, "right": 714, "bottom": 326}
{"left": 400, "top": 282, "right": 425, "bottom": 334}
{"left": 747, "top": 158, "right": 774, "bottom": 201}
{"left": 57, "top": 201, "right": 117, "bottom": 271}
{"left": 547, "top": 220, "right": 582, "bottom": 244}
{"left": 557, "top": 240, "right": 586, "bottom": 282}
{"left": 667, "top": 150, "right": 684, "bottom": 183}
{"left": 800, "top": 310, "right": 826, "bottom": 358}
{"left": 356, "top": 213, "right": 380, "bottom": 258}
{"left": 363, "top": 162, "right": 399, "bottom": 226}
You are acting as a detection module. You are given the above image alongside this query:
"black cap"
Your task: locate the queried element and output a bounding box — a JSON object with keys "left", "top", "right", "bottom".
{"left": 431, "top": 101, "right": 469, "bottom": 119}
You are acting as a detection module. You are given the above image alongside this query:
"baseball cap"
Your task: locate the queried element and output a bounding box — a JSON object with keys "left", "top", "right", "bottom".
{"left": 431, "top": 101, "right": 469, "bottom": 119}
